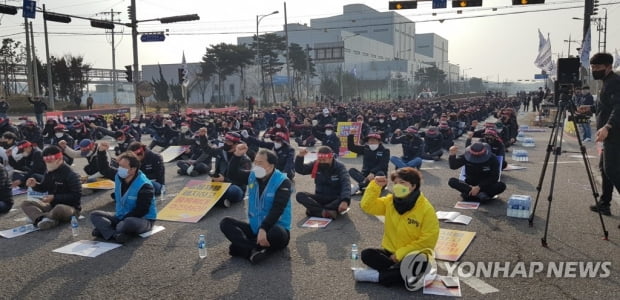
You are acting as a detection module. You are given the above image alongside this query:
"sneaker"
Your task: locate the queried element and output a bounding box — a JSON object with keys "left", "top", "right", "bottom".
{"left": 353, "top": 269, "right": 379, "bottom": 282}
{"left": 322, "top": 210, "right": 338, "bottom": 219}
{"left": 249, "top": 248, "right": 268, "bottom": 264}
{"left": 350, "top": 183, "right": 360, "bottom": 195}
{"left": 583, "top": 138, "right": 592, "bottom": 142}
{"left": 36, "top": 217, "right": 57, "bottom": 230}
{"left": 590, "top": 204, "right": 611, "bottom": 216}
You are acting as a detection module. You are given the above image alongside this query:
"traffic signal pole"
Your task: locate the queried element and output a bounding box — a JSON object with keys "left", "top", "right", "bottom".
{"left": 130, "top": 0, "right": 140, "bottom": 117}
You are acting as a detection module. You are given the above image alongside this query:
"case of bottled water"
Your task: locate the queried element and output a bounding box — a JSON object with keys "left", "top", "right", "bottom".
{"left": 522, "top": 137, "right": 535, "bottom": 147}
{"left": 511, "top": 150, "right": 529, "bottom": 162}
{"left": 507, "top": 195, "right": 532, "bottom": 218}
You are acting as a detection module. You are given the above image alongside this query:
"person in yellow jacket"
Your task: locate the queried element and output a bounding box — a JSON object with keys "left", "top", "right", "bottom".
{"left": 354, "top": 167, "right": 440, "bottom": 286}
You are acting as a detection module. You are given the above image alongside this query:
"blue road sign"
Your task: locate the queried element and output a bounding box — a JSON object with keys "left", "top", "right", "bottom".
{"left": 22, "top": 0, "right": 36, "bottom": 19}
{"left": 140, "top": 33, "right": 166, "bottom": 42}
{"left": 432, "top": 0, "right": 447, "bottom": 8}
{"left": 534, "top": 74, "right": 549, "bottom": 79}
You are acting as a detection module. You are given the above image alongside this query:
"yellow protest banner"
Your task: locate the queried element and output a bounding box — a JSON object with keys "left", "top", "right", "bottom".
{"left": 337, "top": 121, "right": 362, "bottom": 158}
{"left": 157, "top": 181, "right": 230, "bottom": 223}
{"left": 82, "top": 179, "right": 115, "bottom": 190}
{"left": 434, "top": 228, "right": 476, "bottom": 262}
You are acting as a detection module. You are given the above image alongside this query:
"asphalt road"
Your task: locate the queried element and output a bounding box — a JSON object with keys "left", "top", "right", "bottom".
{"left": 1, "top": 110, "right": 619, "bottom": 300}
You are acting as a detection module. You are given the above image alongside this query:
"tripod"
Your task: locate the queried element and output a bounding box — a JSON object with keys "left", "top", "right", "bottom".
{"left": 528, "top": 98, "right": 609, "bottom": 247}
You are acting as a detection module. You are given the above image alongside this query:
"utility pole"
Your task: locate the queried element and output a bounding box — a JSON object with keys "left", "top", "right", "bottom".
{"left": 43, "top": 4, "right": 54, "bottom": 109}
{"left": 24, "top": 18, "right": 32, "bottom": 95}
{"left": 99, "top": 9, "right": 121, "bottom": 105}
{"left": 29, "top": 21, "right": 39, "bottom": 97}
{"left": 284, "top": 2, "right": 292, "bottom": 104}
{"left": 306, "top": 44, "right": 310, "bottom": 104}
{"left": 130, "top": 0, "right": 140, "bottom": 116}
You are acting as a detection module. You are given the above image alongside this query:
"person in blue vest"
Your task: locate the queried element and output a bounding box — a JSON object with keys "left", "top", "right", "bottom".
{"left": 89, "top": 152, "right": 157, "bottom": 243}
{"left": 220, "top": 146, "right": 292, "bottom": 264}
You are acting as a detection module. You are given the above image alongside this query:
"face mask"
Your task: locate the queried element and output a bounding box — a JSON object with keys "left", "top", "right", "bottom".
{"left": 223, "top": 144, "right": 233, "bottom": 151}
{"left": 117, "top": 167, "right": 129, "bottom": 178}
{"left": 252, "top": 165, "right": 267, "bottom": 179}
{"left": 45, "top": 161, "right": 62, "bottom": 172}
{"left": 592, "top": 70, "right": 606, "bottom": 80}
{"left": 55, "top": 133, "right": 63, "bottom": 138}
{"left": 392, "top": 183, "right": 410, "bottom": 198}
{"left": 132, "top": 123, "right": 139, "bottom": 127}
{"left": 379, "top": 119, "right": 384, "bottom": 123}
{"left": 181, "top": 126, "right": 189, "bottom": 133}
{"left": 391, "top": 117, "right": 397, "bottom": 121}
{"left": 323, "top": 112, "right": 329, "bottom": 117}
{"left": 368, "top": 144, "right": 379, "bottom": 151}
{"left": 318, "top": 162, "right": 330, "bottom": 170}
{"left": 273, "top": 142, "right": 282, "bottom": 149}
{"left": 325, "top": 130, "right": 333, "bottom": 136}
{"left": 76, "top": 129, "right": 82, "bottom": 133}
{"left": 276, "top": 124, "right": 281, "bottom": 128}
{"left": 312, "top": 120, "right": 318, "bottom": 126}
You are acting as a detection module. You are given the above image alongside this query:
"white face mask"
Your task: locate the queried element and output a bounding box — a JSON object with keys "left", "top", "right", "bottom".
{"left": 273, "top": 142, "right": 282, "bottom": 149}
{"left": 132, "top": 123, "right": 139, "bottom": 127}
{"left": 391, "top": 117, "right": 397, "bottom": 121}
{"left": 368, "top": 144, "right": 379, "bottom": 151}
{"left": 55, "top": 132, "right": 63, "bottom": 138}
{"left": 312, "top": 120, "right": 318, "bottom": 126}
{"left": 76, "top": 129, "right": 82, "bottom": 133}
{"left": 325, "top": 130, "right": 333, "bottom": 136}
{"left": 379, "top": 119, "right": 384, "bottom": 123}
{"left": 252, "top": 165, "right": 267, "bottom": 179}
{"left": 276, "top": 124, "right": 281, "bottom": 128}
{"left": 181, "top": 126, "right": 189, "bottom": 133}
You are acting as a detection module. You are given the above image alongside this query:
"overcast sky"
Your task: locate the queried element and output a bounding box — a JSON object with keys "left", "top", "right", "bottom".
{"left": 0, "top": 0, "right": 617, "bottom": 82}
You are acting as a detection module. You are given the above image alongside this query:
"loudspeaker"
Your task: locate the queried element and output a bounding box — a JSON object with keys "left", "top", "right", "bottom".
{"left": 557, "top": 57, "right": 580, "bottom": 84}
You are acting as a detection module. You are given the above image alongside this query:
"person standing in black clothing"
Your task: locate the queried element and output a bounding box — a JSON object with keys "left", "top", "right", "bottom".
{"left": 0, "top": 96, "right": 9, "bottom": 119}
{"left": 584, "top": 53, "right": 620, "bottom": 218}
{"left": 28, "top": 97, "right": 48, "bottom": 128}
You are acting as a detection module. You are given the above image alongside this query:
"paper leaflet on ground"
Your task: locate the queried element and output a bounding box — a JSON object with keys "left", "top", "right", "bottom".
{"left": 157, "top": 181, "right": 230, "bottom": 223}
{"left": 0, "top": 224, "right": 39, "bottom": 238}
{"left": 139, "top": 225, "right": 165, "bottom": 238}
{"left": 161, "top": 145, "right": 191, "bottom": 163}
{"left": 504, "top": 164, "right": 527, "bottom": 171}
{"left": 12, "top": 187, "right": 27, "bottom": 196}
{"left": 454, "top": 202, "right": 480, "bottom": 210}
{"left": 27, "top": 188, "right": 48, "bottom": 201}
{"left": 53, "top": 240, "right": 122, "bottom": 257}
{"left": 434, "top": 229, "right": 476, "bottom": 262}
{"left": 301, "top": 217, "right": 332, "bottom": 228}
{"left": 436, "top": 211, "right": 472, "bottom": 225}
{"left": 82, "top": 179, "right": 115, "bottom": 190}
{"left": 423, "top": 276, "right": 462, "bottom": 297}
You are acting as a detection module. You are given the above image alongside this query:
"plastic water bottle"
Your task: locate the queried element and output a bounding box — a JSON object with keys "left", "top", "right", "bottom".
{"left": 160, "top": 185, "right": 166, "bottom": 202}
{"left": 351, "top": 243, "right": 360, "bottom": 270}
{"left": 70, "top": 216, "right": 79, "bottom": 237}
{"left": 198, "top": 234, "right": 207, "bottom": 259}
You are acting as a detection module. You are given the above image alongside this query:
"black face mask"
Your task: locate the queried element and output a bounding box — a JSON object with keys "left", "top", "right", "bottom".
{"left": 592, "top": 70, "right": 607, "bottom": 80}
{"left": 223, "top": 144, "right": 233, "bottom": 151}
{"left": 318, "top": 163, "right": 331, "bottom": 170}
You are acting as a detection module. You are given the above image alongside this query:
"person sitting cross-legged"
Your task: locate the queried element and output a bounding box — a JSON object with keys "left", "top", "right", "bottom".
{"left": 90, "top": 152, "right": 157, "bottom": 243}
{"left": 447, "top": 143, "right": 506, "bottom": 202}
{"left": 220, "top": 146, "right": 292, "bottom": 264}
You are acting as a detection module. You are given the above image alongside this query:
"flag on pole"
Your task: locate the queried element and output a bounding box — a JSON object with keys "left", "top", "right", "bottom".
{"left": 614, "top": 49, "right": 620, "bottom": 70}
{"left": 533, "top": 29, "right": 547, "bottom": 68}
{"left": 535, "top": 33, "right": 553, "bottom": 74}
{"left": 579, "top": 26, "right": 591, "bottom": 68}
{"left": 181, "top": 51, "right": 189, "bottom": 87}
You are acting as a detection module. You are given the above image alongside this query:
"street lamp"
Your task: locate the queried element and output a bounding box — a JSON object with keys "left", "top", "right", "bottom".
{"left": 256, "top": 10, "right": 279, "bottom": 108}
{"left": 462, "top": 67, "right": 472, "bottom": 93}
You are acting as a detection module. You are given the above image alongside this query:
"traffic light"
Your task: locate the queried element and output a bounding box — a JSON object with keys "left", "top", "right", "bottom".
{"left": 512, "top": 0, "right": 544, "bottom": 4}
{"left": 124, "top": 65, "right": 132, "bottom": 82}
{"left": 389, "top": 1, "right": 418, "bottom": 10}
{"left": 452, "top": 0, "right": 483, "bottom": 7}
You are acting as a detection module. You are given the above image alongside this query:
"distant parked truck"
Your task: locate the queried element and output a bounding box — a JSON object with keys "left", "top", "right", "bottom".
{"left": 416, "top": 91, "right": 436, "bottom": 100}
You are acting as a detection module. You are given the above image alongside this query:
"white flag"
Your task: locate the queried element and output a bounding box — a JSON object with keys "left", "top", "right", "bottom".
{"left": 579, "top": 27, "right": 591, "bottom": 68}
{"left": 536, "top": 33, "right": 553, "bottom": 73}
{"left": 534, "top": 29, "right": 547, "bottom": 68}
{"left": 614, "top": 49, "right": 620, "bottom": 70}
{"left": 182, "top": 51, "right": 190, "bottom": 87}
